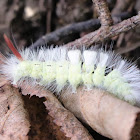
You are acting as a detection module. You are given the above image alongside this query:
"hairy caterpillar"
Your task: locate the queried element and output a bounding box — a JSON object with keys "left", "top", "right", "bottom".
{"left": 1, "top": 34, "right": 140, "bottom": 106}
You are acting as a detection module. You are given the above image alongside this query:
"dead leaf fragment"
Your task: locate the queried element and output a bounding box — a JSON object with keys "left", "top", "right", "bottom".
{"left": 0, "top": 83, "right": 30, "bottom": 140}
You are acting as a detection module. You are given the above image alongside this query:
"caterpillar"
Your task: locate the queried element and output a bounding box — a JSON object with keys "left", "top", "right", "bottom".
{"left": 1, "top": 34, "right": 140, "bottom": 106}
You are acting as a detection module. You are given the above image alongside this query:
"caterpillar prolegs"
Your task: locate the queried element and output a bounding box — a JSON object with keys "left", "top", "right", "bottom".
{"left": 1, "top": 35, "right": 140, "bottom": 106}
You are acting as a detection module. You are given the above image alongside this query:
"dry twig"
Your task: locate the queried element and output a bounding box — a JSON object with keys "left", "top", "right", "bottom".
{"left": 92, "top": 0, "right": 113, "bottom": 26}
{"left": 29, "top": 12, "right": 133, "bottom": 49}
{"left": 65, "top": 13, "right": 140, "bottom": 48}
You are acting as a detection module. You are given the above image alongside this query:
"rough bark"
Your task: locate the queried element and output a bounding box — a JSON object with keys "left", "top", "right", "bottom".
{"left": 92, "top": 0, "right": 113, "bottom": 26}
{"left": 65, "top": 13, "right": 140, "bottom": 48}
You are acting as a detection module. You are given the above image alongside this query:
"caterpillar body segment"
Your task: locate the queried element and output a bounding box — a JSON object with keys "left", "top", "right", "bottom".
{"left": 1, "top": 45, "right": 140, "bottom": 106}
{"left": 82, "top": 50, "right": 96, "bottom": 89}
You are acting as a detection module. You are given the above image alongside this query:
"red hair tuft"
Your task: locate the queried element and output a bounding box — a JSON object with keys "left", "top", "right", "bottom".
{"left": 3, "top": 34, "right": 23, "bottom": 61}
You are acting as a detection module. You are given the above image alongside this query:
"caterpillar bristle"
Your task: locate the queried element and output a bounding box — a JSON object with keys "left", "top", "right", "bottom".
{"left": 3, "top": 34, "right": 23, "bottom": 61}
{"left": 1, "top": 45, "right": 140, "bottom": 106}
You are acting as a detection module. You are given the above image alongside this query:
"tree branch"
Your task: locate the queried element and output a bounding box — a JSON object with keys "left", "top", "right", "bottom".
{"left": 92, "top": 0, "right": 113, "bottom": 26}
{"left": 65, "top": 13, "right": 140, "bottom": 48}
{"left": 29, "top": 12, "right": 133, "bottom": 49}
